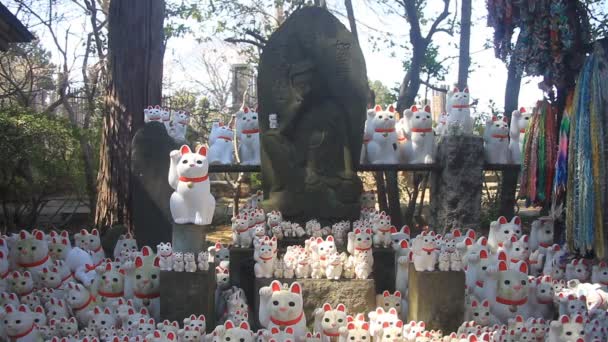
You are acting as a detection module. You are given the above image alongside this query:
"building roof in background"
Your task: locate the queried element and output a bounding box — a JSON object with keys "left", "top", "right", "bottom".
{"left": 0, "top": 3, "right": 34, "bottom": 51}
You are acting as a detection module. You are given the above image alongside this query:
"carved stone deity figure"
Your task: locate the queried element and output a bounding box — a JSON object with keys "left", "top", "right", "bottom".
{"left": 257, "top": 6, "right": 368, "bottom": 222}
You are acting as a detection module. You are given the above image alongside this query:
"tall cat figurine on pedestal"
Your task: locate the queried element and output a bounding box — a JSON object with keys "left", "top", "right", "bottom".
{"left": 366, "top": 105, "right": 399, "bottom": 164}
{"left": 509, "top": 107, "right": 531, "bottom": 164}
{"left": 168, "top": 145, "right": 215, "bottom": 225}
{"left": 236, "top": 106, "right": 260, "bottom": 165}
{"left": 258, "top": 281, "right": 307, "bottom": 337}
{"left": 484, "top": 116, "right": 510, "bottom": 164}
{"left": 208, "top": 122, "right": 235, "bottom": 165}
{"left": 446, "top": 87, "right": 473, "bottom": 134}
{"left": 401, "top": 105, "right": 435, "bottom": 164}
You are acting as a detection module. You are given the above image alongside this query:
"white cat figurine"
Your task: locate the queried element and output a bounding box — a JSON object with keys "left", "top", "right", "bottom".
{"left": 236, "top": 106, "right": 260, "bottom": 165}
{"left": 446, "top": 87, "right": 473, "bottom": 134}
{"left": 2, "top": 304, "right": 41, "bottom": 342}
{"left": 184, "top": 253, "right": 197, "bottom": 272}
{"left": 208, "top": 121, "right": 235, "bottom": 165}
{"left": 168, "top": 145, "right": 216, "bottom": 225}
{"left": 484, "top": 116, "right": 510, "bottom": 164}
{"left": 509, "top": 107, "right": 531, "bottom": 164}
{"left": 168, "top": 110, "right": 189, "bottom": 142}
{"left": 254, "top": 237, "right": 276, "bottom": 278}
{"left": 144, "top": 105, "right": 162, "bottom": 123}
{"left": 157, "top": 242, "right": 173, "bottom": 271}
{"left": 365, "top": 105, "right": 399, "bottom": 164}
{"left": 401, "top": 105, "right": 435, "bottom": 164}
{"left": 487, "top": 216, "right": 522, "bottom": 252}
{"left": 313, "top": 303, "right": 348, "bottom": 341}
{"left": 412, "top": 231, "right": 438, "bottom": 272}
{"left": 258, "top": 281, "right": 307, "bottom": 336}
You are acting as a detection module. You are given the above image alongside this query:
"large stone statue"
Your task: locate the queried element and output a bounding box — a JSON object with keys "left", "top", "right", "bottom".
{"left": 257, "top": 6, "right": 368, "bottom": 222}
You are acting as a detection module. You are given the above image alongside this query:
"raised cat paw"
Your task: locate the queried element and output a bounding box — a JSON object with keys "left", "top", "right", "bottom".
{"left": 259, "top": 286, "right": 273, "bottom": 298}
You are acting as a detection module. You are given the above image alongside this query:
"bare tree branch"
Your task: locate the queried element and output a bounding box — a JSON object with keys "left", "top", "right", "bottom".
{"left": 225, "top": 37, "right": 265, "bottom": 48}
{"left": 420, "top": 79, "right": 447, "bottom": 92}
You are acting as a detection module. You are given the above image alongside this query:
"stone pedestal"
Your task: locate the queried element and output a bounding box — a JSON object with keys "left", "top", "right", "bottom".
{"left": 373, "top": 248, "right": 395, "bottom": 293}
{"left": 430, "top": 135, "right": 484, "bottom": 231}
{"left": 160, "top": 270, "right": 216, "bottom": 332}
{"left": 172, "top": 223, "right": 210, "bottom": 254}
{"left": 229, "top": 248, "right": 255, "bottom": 306}
{"left": 254, "top": 278, "right": 376, "bottom": 330}
{"left": 407, "top": 264, "right": 465, "bottom": 333}
{"left": 132, "top": 122, "right": 179, "bottom": 249}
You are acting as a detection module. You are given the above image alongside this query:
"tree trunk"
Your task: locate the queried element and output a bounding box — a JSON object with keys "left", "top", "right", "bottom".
{"left": 345, "top": 0, "right": 359, "bottom": 45}
{"left": 95, "top": 0, "right": 166, "bottom": 230}
{"left": 397, "top": 45, "right": 425, "bottom": 113}
{"left": 457, "top": 0, "right": 472, "bottom": 89}
{"left": 497, "top": 59, "right": 522, "bottom": 218}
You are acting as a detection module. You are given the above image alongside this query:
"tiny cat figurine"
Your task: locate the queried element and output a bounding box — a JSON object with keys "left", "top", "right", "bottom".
{"left": 371, "top": 212, "right": 392, "bottom": 248}
{"left": 254, "top": 237, "right": 276, "bottom": 278}
{"left": 446, "top": 87, "right": 473, "bottom": 134}
{"left": 91, "top": 262, "right": 125, "bottom": 307}
{"left": 484, "top": 116, "right": 510, "bottom": 164}
{"left": 487, "top": 216, "right": 522, "bottom": 252}
{"left": 367, "top": 307, "right": 400, "bottom": 337}
{"left": 412, "top": 231, "right": 438, "bottom": 272}
{"left": 168, "top": 110, "right": 190, "bottom": 142}
{"left": 365, "top": 105, "right": 399, "bottom": 164}
{"left": 9, "top": 271, "right": 34, "bottom": 297}
{"left": 258, "top": 281, "right": 307, "bottom": 336}
{"left": 144, "top": 105, "right": 162, "bottom": 123}
{"left": 325, "top": 252, "right": 344, "bottom": 280}
{"left": 435, "top": 112, "right": 448, "bottom": 135}
{"left": 15, "top": 230, "right": 52, "bottom": 276}
{"left": 592, "top": 261, "right": 608, "bottom": 286}
{"left": 360, "top": 107, "right": 377, "bottom": 164}
{"left": 160, "top": 107, "right": 172, "bottom": 131}
{"left": 197, "top": 251, "right": 209, "bottom": 271}
{"left": 66, "top": 282, "right": 97, "bottom": 326}
{"left": 168, "top": 145, "right": 216, "bottom": 225}
{"left": 79, "top": 228, "right": 105, "bottom": 267}
{"left": 236, "top": 106, "right": 260, "bottom": 165}
{"left": 313, "top": 303, "right": 348, "bottom": 341}
{"left": 346, "top": 228, "right": 373, "bottom": 268}
{"left": 269, "top": 113, "right": 278, "bottom": 129}
{"left": 401, "top": 105, "right": 435, "bottom": 164}
{"left": 354, "top": 252, "right": 372, "bottom": 279}
{"left": 465, "top": 299, "right": 493, "bottom": 326}
{"left": 131, "top": 254, "right": 161, "bottom": 321}
{"left": 114, "top": 233, "right": 138, "bottom": 260}
{"left": 376, "top": 291, "right": 403, "bottom": 318}
{"left": 501, "top": 234, "right": 530, "bottom": 267}
{"left": 509, "top": 107, "right": 531, "bottom": 164}
{"left": 232, "top": 213, "right": 252, "bottom": 248}
{"left": 184, "top": 253, "right": 197, "bottom": 272}
{"left": 157, "top": 242, "right": 173, "bottom": 271}
{"left": 208, "top": 121, "right": 235, "bottom": 165}
{"left": 295, "top": 251, "right": 311, "bottom": 278}
{"left": 376, "top": 320, "right": 404, "bottom": 342}
{"left": 172, "top": 252, "right": 184, "bottom": 272}
{"left": 2, "top": 304, "right": 41, "bottom": 342}
{"left": 565, "top": 259, "right": 589, "bottom": 282}
{"left": 338, "top": 321, "right": 371, "bottom": 342}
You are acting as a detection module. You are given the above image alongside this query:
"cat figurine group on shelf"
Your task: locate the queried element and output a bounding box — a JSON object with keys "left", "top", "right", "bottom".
{"left": 168, "top": 145, "right": 215, "bottom": 225}
{"left": 143, "top": 105, "right": 190, "bottom": 142}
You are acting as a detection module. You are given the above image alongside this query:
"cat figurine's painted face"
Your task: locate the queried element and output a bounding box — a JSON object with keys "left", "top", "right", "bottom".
{"left": 160, "top": 107, "right": 171, "bottom": 123}
{"left": 492, "top": 216, "right": 522, "bottom": 248}
{"left": 371, "top": 105, "right": 397, "bottom": 131}
{"left": 369, "top": 307, "right": 399, "bottom": 334}
{"left": 31, "top": 305, "right": 46, "bottom": 327}
{"left": 488, "top": 116, "right": 509, "bottom": 139}
{"left": 97, "top": 262, "right": 125, "bottom": 295}
{"left": 551, "top": 314, "right": 586, "bottom": 342}
{"left": 314, "top": 236, "right": 336, "bottom": 259}
{"left": 409, "top": 105, "right": 433, "bottom": 130}
{"left": 157, "top": 242, "right": 172, "bottom": 258}
{"left": 180, "top": 326, "right": 202, "bottom": 342}
{"left": 115, "top": 233, "right": 138, "bottom": 259}
{"left": 448, "top": 87, "right": 470, "bottom": 112}
{"left": 173, "top": 110, "right": 190, "bottom": 126}
{"left": 46, "top": 298, "right": 69, "bottom": 320}
{"left": 175, "top": 145, "right": 209, "bottom": 179}
{"left": 379, "top": 320, "right": 403, "bottom": 341}
{"left": 566, "top": 259, "right": 589, "bottom": 282}
{"left": 15, "top": 230, "right": 49, "bottom": 266}
{"left": 133, "top": 255, "right": 160, "bottom": 295}
{"left": 469, "top": 299, "right": 491, "bottom": 326}
{"left": 534, "top": 275, "right": 554, "bottom": 303}
{"left": 236, "top": 106, "right": 259, "bottom": 133}
{"left": 504, "top": 234, "right": 530, "bottom": 262}
{"left": 565, "top": 294, "right": 588, "bottom": 317}
{"left": 216, "top": 266, "right": 229, "bottom": 287}
{"left": 390, "top": 226, "right": 410, "bottom": 250}
{"left": 320, "top": 303, "right": 347, "bottom": 336}
{"left": 2, "top": 304, "right": 35, "bottom": 338}
{"left": 210, "top": 122, "right": 234, "bottom": 142}
{"left": 531, "top": 217, "right": 554, "bottom": 248}
{"left": 377, "top": 291, "right": 402, "bottom": 313}
{"left": 90, "top": 306, "right": 116, "bottom": 332}
{"left": 137, "top": 317, "right": 156, "bottom": 337}
{"left": 39, "top": 266, "right": 64, "bottom": 289}
{"left": 496, "top": 260, "right": 529, "bottom": 306}
{"left": 213, "top": 242, "right": 230, "bottom": 263}
{"left": 222, "top": 320, "right": 254, "bottom": 342}
{"left": 9, "top": 271, "right": 34, "bottom": 296}
{"left": 343, "top": 322, "right": 371, "bottom": 342}
{"left": 268, "top": 281, "right": 304, "bottom": 322}
{"left": 59, "top": 316, "right": 78, "bottom": 337}
{"left": 49, "top": 231, "right": 71, "bottom": 260}
{"left": 145, "top": 105, "right": 162, "bottom": 121}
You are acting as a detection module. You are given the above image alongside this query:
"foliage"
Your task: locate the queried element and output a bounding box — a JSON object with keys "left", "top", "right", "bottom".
{"left": 369, "top": 80, "right": 397, "bottom": 106}
{"left": 0, "top": 107, "right": 86, "bottom": 231}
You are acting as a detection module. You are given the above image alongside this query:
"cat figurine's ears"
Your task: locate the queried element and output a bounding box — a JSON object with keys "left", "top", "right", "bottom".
{"left": 452, "top": 87, "right": 470, "bottom": 93}
{"left": 179, "top": 145, "right": 207, "bottom": 157}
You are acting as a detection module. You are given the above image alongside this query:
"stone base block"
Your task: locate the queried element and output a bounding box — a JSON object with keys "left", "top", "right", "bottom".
{"left": 373, "top": 248, "right": 395, "bottom": 293}
{"left": 408, "top": 264, "right": 465, "bottom": 333}
{"left": 172, "top": 223, "right": 210, "bottom": 254}
{"left": 254, "top": 278, "right": 376, "bottom": 330}
{"left": 160, "top": 270, "right": 216, "bottom": 332}
{"left": 229, "top": 248, "right": 256, "bottom": 306}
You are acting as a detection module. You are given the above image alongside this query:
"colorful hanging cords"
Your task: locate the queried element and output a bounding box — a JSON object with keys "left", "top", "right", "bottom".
{"left": 551, "top": 93, "right": 571, "bottom": 213}
{"left": 565, "top": 51, "right": 606, "bottom": 258}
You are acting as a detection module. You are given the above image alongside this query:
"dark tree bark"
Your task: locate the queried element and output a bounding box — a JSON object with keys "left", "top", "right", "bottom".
{"left": 95, "top": 0, "right": 166, "bottom": 230}
{"left": 345, "top": 0, "right": 359, "bottom": 45}
{"left": 457, "top": 0, "right": 472, "bottom": 89}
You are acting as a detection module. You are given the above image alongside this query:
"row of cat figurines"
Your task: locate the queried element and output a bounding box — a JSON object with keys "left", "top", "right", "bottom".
{"left": 360, "top": 104, "right": 531, "bottom": 166}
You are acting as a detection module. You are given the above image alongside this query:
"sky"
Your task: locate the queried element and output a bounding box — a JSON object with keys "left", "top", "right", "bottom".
{"left": 163, "top": 0, "right": 544, "bottom": 116}
{"left": 12, "top": 0, "right": 544, "bottom": 117}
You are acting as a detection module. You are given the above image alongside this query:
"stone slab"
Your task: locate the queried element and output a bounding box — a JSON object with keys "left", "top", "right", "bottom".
{"left": 253, "top": 278, "right": 376, "bottom": 330}
{"left": 373, "top": 248, "right": 395, "bottom": 293}
{"left": 430, "top": 135, "right": 484, "bottom": 231}
{"left": 160, "top": 269, "right": 216, "bottom": 332}
{"left": 172, "top": 223, "right": 211, "bottom": 254}
{"left": 131, "top": 122, "right": 180, "bottom": 249}
{"left": 407, "top": 264, "right": 465, "bottom": 333}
